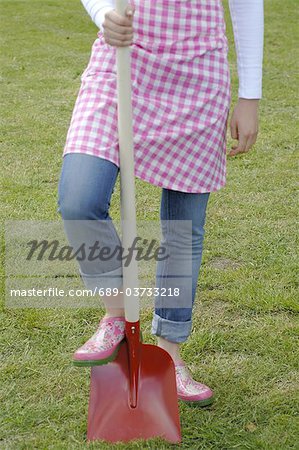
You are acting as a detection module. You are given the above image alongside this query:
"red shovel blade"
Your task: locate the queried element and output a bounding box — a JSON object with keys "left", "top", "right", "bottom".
{"left": 87, "top": 341, "right": 181, "bottom": 443}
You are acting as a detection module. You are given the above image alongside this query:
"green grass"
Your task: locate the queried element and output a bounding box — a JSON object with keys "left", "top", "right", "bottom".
{"left": 1, "top": 0, "right": 298, "bottom": 448}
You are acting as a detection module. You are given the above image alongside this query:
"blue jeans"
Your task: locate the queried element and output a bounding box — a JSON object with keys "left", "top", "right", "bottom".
{"left": 57, "top": 153, "right": 210, "bottom": 343}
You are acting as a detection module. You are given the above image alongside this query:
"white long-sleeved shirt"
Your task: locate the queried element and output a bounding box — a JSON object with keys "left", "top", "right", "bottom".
{"left": 81, "top": 0, "right": 264, "bottom": 99}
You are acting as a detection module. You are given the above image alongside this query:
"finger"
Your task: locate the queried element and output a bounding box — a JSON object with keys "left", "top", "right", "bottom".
{"left": 103, "top": 22, "right": 133, "bottom": 35}
{"left": 104, "top": 37, "right": 134, "bottom": 47}
{"left": 229, "top": 135, "right": 248, "bottom": 156}
{"left": 125, "top": 5, "right": 135, "bottom": 18}
{"left": 104, "top": 27, "right": 133, "bottom": 41}
{"left": 230, "top": 117, "right": 238, "bottom": 140}
{"left": 107, "top": 10, "right": 134, "bottom": 27}
{"left": 104, "top": 37, "right": 133, "bottom": 47}
{"left": 245, "top": 133, "right": 257, "bottom": 152}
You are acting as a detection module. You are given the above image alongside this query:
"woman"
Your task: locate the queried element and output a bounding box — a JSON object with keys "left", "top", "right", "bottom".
{"left": 57, "top": 0, "right": 264, "bottom": 405}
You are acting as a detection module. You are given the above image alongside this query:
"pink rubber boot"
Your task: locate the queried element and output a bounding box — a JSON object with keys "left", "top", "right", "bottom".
{"left": 175, "top": 361, "right": 214, "bottom": 406}
{"left": 73, "top": 316, "right": 125, "bottom": 366}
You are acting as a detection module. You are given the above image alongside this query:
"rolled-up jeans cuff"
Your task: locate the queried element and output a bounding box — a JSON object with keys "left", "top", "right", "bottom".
{"left": 151, "top": 313, "right": 192, "bottom": 343}
{"left": 79, "top": 266, "right": 123, "bottom": 290}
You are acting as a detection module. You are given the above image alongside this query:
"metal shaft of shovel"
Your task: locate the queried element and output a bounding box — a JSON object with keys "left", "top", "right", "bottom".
{"left": 116, "top": 0, "right": 140, "bottom": 409}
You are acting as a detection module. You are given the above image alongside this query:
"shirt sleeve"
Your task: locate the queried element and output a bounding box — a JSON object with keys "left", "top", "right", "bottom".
{"left": 228, "top": 0, "right": 264, "bottom": 99}
{"left": 81, "top": 0, "right": 114, "bottom": 33}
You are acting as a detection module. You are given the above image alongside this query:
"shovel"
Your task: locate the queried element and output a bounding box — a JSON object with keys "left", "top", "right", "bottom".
{"left": 86, "top": 0, "right": 181, "bottom": 443}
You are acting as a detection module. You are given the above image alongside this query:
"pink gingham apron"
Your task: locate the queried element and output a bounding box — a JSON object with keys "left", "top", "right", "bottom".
{"left": 63, "top": 0, "right": 231, "bottom": 193}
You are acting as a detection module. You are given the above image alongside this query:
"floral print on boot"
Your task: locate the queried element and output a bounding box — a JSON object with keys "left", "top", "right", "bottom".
{"left": 175, "top": 361, "right": 214, "bottom": 406}
{"left": 73, "top": 316, "right": 125, "bottom": 367}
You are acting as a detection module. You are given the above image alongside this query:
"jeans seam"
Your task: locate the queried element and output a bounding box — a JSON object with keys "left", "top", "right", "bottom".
{"left": 103, "top": 167, "right": 123, "bottom": 276}
{"left": 159, "top": 189, "right": 171, "bottom": 315}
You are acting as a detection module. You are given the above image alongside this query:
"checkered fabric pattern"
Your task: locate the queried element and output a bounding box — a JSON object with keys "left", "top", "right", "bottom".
{"left": 63, "top": 0, "right": 231, "bottom": 193}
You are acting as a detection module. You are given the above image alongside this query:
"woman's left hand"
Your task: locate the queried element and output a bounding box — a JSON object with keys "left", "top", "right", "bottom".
{"left": 229, "top": 98, "right": 260, "bottom": 156}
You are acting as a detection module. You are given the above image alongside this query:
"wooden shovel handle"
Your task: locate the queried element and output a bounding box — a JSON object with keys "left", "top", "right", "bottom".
{"left": 115, "top": 0, "right": 140, "bottom": 323}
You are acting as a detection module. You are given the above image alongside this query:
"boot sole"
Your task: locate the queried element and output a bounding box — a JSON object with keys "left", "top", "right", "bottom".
{"left": 73, "top": 340, "right": 124, "bottom": 367}
{"left": 72, "top": 332, "right": 144, "bottom": 367}
{"left": 179, "top": 395, "right": 214, "bottom": 407}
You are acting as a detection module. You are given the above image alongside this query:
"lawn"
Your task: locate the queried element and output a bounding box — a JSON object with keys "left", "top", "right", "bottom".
{"left": 0, "top": 0, "right": 298, "bottom": 449}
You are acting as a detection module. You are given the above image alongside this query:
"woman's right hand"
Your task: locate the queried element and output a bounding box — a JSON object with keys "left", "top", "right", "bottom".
{"left": 102, "top": 5, "right": 135, "bottom": 47}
